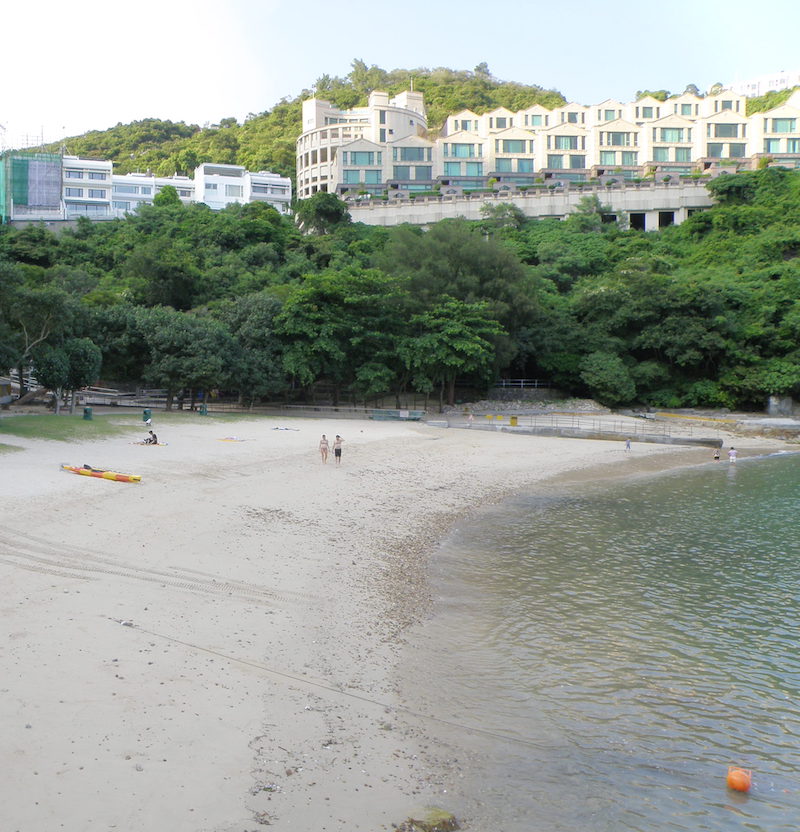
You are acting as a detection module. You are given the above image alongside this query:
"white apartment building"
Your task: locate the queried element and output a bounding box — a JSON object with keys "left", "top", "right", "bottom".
{"left": 2, "top": 155, "right": 291, "bottom": 223}
{"left": 728, "top": 70, "right": 800, "bottom": 98}
{"left": 297, "top": 89, "right": 800, "bottom": 198}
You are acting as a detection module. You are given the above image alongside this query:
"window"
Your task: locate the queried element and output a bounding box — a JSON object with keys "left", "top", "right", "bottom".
{"left": 141, "top": 187, "right": 151, "bottom": 195}
{"left": 566, "top": 112, "right": 579, "bottom": 123}
{"left": 225, "top": 184, "right": 243, "bottom": 197}
{"left": 364, "top": 170, "right": 381, "bottom": 184}
{"left": 444, "top": 162, "right": 461, "bottom": 176}
{"left": 88, "top": 189, "right": 106, "bottom": 198}
{"left": 113, "top": 201, "right": 130, "bottom": 210}
{"left": 681, "top": 103, "right": 693, "bottom": 116}
{"left": 660, "top": 128, "right": 684, "bottom": 143}
{"left": 772, "top": 118, "right": 796, "bottom": 133}
{"left": 379, "top": 110, "right": 386, "bottom": 124}
{"left": 350, "top": 151, "right": 374, "bottom": 165}
{"left": 178, "top": 189, "right": 191, "bottom": 197}
{"left": 343, "top": 170, "right": 361, "bottom": 183}
{"left": 787, "top": 139, "right": 800, "bottom": 153}
{"left": 495, "top": 159, "right": 512, "bottom": 172}
{"left": 451, "top": 143, "right": 476, "bottom": 158}
{"left": 765, "top": 138, "right": 781, "bottom": 153}
{"left": 495, "top": 117, "right": 507, "bottom": 128}
{"left": 706, "top": 143, "right": 723, "bottom": 158}
{"left": 114, "top": 184, "right": 139, "bottom": 194}
{"left": 641, "top": 107, "right": 653, "bottom": 118}
{"left": 458, "top": 119, "right": 473, "bottom": 131}
{"left": 721, "top": 100, "right": 733, "bottom": 110}
{"left": 729, "top": 143, "right": 746, "bottom": 158}
{"left": 65, "top": 187, "right": 83, "bottom": 197}
{"left": 528, "top": 114, "right": 542, "bottom": 126}
{"left": 547, "top": 154, "right": 564, "bottom": 169}
{"left": 206, "top": 183, "right": 218, "bottom": 190}
{"left": 414, "top": 166, "right": 432, "bottom": 180}
{"left": 675, "top": 147, "right": 692, "bottom": 162}
{"left": 653, "top": 147, "right": 669, "bottom": 162}
{"left": 399, "top": 147, "right": 426, "bottom": 161}
{"left": 89, "top": 172, "right": 107, "bottom": 180}
{"left": 621, "top": 151, "right": 637, "bottom": 166}
{"left": 600, "top": 151, "right": 616, "bottom": 165}
{"left": 607, "top": 132, "right": 629, "bottom": 146}
{"left": 604, "top": 109, "right": 616, "bottom": 121}
{"left": 555, "top": 136, "right": 578, "bottom": 150}
{"left": 392, "top": 166, "right": 411, "bottom": 179}
{"left": 517, "top": 159, "right": 533, "bottom": 173}
{"left": 65, "top": 170, "right": 83, "bottom": 179}
{"left": 502, "top": 139, "right": 526, "bottom": 154}
{"left": 714, "top": 123, "right": 739, "bottom": 138}
{"left": 379, "top": 129, "right": 386, "bottom": 142}
{"left": 569, "top": 155, "right": 585, "bottom": 169}
{"left": 465, "top": 162, "right": 483, "bottom": 176}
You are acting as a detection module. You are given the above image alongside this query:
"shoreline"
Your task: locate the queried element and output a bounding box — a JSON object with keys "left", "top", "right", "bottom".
{"left": 0, "top": 414, "right": 787, "bottom": 830}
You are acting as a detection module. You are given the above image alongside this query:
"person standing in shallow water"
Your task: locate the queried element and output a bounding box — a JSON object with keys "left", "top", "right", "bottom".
{"left": 319, "top": 434, "right": 329, "bottom": 464}
{"left": 728, "top": 446, "right": 737, "bottom": 463}
{"left": 333, "top": 434, "right": 344, "bottom": 465}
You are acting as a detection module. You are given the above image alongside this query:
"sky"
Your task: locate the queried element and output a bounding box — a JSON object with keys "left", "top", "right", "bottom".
{"left": 3, "top": 0, "right": 800, "bottom": 149}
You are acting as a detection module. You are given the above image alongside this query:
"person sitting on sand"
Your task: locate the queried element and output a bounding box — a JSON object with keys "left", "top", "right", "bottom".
{"left": 144, "top": 430, "right": 158, "bottom": 445}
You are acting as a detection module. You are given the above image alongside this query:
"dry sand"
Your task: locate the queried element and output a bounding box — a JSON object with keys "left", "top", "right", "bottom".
{"left": 0, "top": 414, "right": 784, "bottom": 831}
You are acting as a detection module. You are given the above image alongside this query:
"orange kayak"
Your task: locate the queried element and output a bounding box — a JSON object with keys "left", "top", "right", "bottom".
{"left": 61, "top": 464, "right": 142, "bottom": 483}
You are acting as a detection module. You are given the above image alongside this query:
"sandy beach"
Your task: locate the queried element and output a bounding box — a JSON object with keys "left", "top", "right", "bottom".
{"left": 0, "top": 414, "right": 785, "bottom": 831}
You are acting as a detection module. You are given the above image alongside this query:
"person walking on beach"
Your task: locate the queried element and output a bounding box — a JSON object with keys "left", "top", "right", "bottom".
{"left": 624, "top": 438, "right": 631, "bottom": 452}
{"left": 333, "top": 434, "right": 344, "bottom": 465}
{"left": 728, "top": 446, "right": 737, "bottom": 463}
{"left": 319, "top": 434, "right": 329, "bottom": 464}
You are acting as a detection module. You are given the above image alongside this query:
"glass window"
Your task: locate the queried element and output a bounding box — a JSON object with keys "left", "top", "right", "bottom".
{"left": 715, "top": 123, "right": 739, "bottom": 138}
{"left": 444, "top": 162, "right": 461, "bottom": 176}
{"left": 65, "top": 187, "right": 83, "bottom": 197}
{"left": 364, "top": 170, "right": 381, "bottom": 184}
{"left": 502, "top": 139, "right": 526, "bottom": 154}
{"left": 399, "top": 147, "right": 426, "bottom": 161}
{"left": 414, "top": 166, "right": 432, "bottom": 180}
{"left": 569, "top": 155, "right": 585, "bottom": 169}
{"left": 547, "top": 154, "right": 564, "bottom": 169}
{"left": 660, "top": 128, "right": 684, "bottom": 143}
{"left": 729, "top": 143, "right": 746, "bottom": 158}
{"left": 88, "top": 189, "right": 106, "bottom": 198}
{"left": 599, "top": 151, "right": 616, "bottom": 165}
{"left": 772, "top": 118, "right": 796, "bottom": 133}
{"left": 452, "top": 143, "right": 476, "bottom": 158}
{"left": 675, "top": 147, "right": 692, "bottom": 162}
{"left": 642, "top": 107, "right": 653, "bottom": 118}
{"left": 653, "top": 148, "right": 669, "bottom": 162}
{"left": 140, "top": 187, "right": 151, "bottom": 195}
{"left": 787, "top": 139, "right": 800, "bottom": 153}
{"left": 178, "top": 189, "right": 191, "bottom": 197}
{"left": 113, "top": 184, "right": 139, "bottom": 194}
{"left": 225, "top": 184, "right": 243, "bottom": 197}
{"left": 379, "top": 129, "right": 386, "bottom": 142}
{"left": 706, "top": 143, "right": 723, "bottom": 158}
{"left": 350, "top": 151, "right": 374, "bottom": 165}
{"left": 392, "top": 166, "right": 411, "bottom": 180}
{"left": 206, "top": 183, "right": 218, "bottom": 190}
{"left": 113, "top": 201, "right": 130, "bottom": 210}
{"left": 555, "top": 136, "right": 578, "bottom": 150}
{"left": 604, "top": 109, "right": 616, "bottom": 121}
{"left": 65, "top": 170, "right": 82, "bottom": 179}
{"left": 343, "top": 170, "right": 361, "bottom": 183}
{"left": 379, "top": 110, "right": 386, "bottom": 124}
{"left": 495, "top": 117, "right": 507, "bottom": 128}
{"left": 529, "top": 114, "right": 542, "bottom": 126}
{"left": 495, "top": 159, "right": 512, "bottom": 172}
{"left": 681, "top": 103, "right": 693, "bottom": 115}
{"left": 607, "top": 132, "right": 629, "bottom": 146}
{"left": 517, "top": 159, "right": 534, "bottom": 173}
{"left": 621, "top": 151, "right": 637, "bottom": 166}
{"left": 721, "top": 100, "right": 733, "bottom": 110}
{"left": 765, "top": 138, "right": 781, "bottom": 153}
{"left": 567, "top": 112, "right": 579, "bottom": 123}
{"left": 465, "top": 162, "right": 483, "bottom": 176}
{"left": 89, "top": 172, "right": 107, "bottom": 180}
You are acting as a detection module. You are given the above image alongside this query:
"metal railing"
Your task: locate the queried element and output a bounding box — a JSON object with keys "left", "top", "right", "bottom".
{"left": 492, "top": 379, "right": 551, "bottom": 389}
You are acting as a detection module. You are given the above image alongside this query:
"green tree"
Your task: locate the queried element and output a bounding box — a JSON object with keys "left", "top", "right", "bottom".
{"left": 153, "top": 185, "right": 182, "bottom": 207}
{"left": 295, "top": 192, "right": 351, "bottom": 235}
{"left": 579, "top": 351, "right": 636, "bottom": 406}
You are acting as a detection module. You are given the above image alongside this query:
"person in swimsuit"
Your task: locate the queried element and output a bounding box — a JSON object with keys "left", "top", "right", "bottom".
{"left": 333, "top": 435, "right": 344, "bottom": 465}
{"left": 144, "top": 430, "right": 158, "bottom": 445}
{"left": 319, "top": 434, "right": 329, "bottom": 463}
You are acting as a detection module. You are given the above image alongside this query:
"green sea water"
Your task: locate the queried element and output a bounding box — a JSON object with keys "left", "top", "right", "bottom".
{"left": 403, "top": 452, "right": 800, "bottom": 831}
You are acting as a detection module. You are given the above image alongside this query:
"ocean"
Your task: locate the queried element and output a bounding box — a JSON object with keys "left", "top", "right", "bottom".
{"left": 402, "top": 451, "right": 800, "bottom": 831}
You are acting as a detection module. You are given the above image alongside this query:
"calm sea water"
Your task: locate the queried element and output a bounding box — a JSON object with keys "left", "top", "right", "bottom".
{"left": 403, "top": 452, "right": 800, "bottom": 831}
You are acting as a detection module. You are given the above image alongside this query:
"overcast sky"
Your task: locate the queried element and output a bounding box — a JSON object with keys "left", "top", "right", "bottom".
{"left": 3, "top": 0, "right": 799, "bottom": 148}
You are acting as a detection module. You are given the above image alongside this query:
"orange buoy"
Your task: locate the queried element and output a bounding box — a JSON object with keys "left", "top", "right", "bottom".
{"left": 727, "top": 766, "right": 752, "bottom": 792}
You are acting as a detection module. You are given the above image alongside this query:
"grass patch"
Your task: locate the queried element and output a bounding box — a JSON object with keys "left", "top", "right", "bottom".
{"left": 0, "top": 442, "right": 24, "bottom": 454}
{"left": 0, "top": 413, "right": 138, "bottom": 442}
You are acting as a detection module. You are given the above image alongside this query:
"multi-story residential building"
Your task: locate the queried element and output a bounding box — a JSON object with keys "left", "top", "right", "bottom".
{"left": 728, "top": 70, "right": 800, "bottom": 98}
{"left": 297, "top": 89, "right": 800, "bottom": 199}
{"left": 1, "top": 155, "right": 291, "bottom": 223}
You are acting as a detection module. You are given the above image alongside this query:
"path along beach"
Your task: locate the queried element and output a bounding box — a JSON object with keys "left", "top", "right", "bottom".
{"left": 0, "top": 414, "right": 787, "bottom": 830}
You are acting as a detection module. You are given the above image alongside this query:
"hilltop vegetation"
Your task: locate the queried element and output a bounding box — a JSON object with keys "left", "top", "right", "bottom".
{"left": 44, "top": 61, "right": 565, "bottom": 181}
{"left": 2, "top": 167, "right": 800, "bottom": 410}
